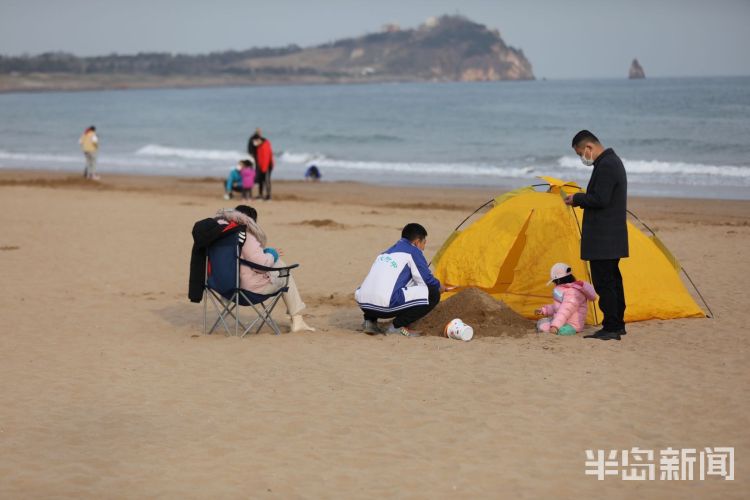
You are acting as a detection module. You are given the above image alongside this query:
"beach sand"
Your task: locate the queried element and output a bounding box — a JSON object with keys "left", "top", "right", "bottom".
{"left": 0, "top": 171, "right": 748, "bottom": 498}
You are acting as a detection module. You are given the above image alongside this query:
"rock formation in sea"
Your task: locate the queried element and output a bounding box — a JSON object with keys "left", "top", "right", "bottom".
{"left": 629, "top": 58, "right": 646, "bottom": 79}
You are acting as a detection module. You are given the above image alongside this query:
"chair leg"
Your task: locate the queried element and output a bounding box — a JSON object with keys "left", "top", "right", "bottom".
{"left": 206, "top": 291, "right": 247, "bottom": 336}
{"left": 264, "top": 301, "right": 283, "bottom": 336}
{"left": 238, "top": 293, "right": 284, "bottom": 337}
{"left": 240, "top": 313, "right": 264, "bottom": 338}
{"left": 235, "top": 294, "right": 240, "bottom": 337}
{"left": 256, "top": 295, "right": 284, "bottom": 336}
{"left": 207, "top": 294, "right": 232, "bottom": 335}
{"left": 226, "top": 300, "right": 248, "bottom": 337}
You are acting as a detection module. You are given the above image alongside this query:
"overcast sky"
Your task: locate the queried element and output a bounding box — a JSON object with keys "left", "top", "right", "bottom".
{"left": 1, "top": 0, "right": 749, "bottom": 78}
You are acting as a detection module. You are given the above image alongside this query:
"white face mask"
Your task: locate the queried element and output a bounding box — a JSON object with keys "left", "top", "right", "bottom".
{"left": 580, "top": 149, "right": 594, "bottom": 166}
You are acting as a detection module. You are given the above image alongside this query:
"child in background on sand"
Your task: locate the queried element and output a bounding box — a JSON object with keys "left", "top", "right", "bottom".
{"left": 224, "top": 160, "right": 247, "bottom": 200}
{"left": 304, "top": 164, "right": 321, "bottom": 182}
{"left": 535, "top": 262, "right": 598, "bottom": 335}
{"left": 240, "top": 158, "right": 256, "bottom": 200}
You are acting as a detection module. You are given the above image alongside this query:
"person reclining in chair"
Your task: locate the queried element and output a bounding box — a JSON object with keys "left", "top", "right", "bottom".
{"left": 215, "top": 205, "right": 315, "bottom": 333}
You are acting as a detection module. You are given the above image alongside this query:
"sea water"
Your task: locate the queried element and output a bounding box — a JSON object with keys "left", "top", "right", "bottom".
{"left": 0, "top": 77, "right": 748, "bottom": 199}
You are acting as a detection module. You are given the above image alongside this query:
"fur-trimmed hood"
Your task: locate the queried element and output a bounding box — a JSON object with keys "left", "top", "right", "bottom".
{"left": 214, "top": 208, "right": 267, "bottom": 247}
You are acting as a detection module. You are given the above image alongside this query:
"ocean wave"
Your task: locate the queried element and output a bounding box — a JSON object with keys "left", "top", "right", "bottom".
{"left": 0, "top": 150, "right": 81, "bottom": 164}
{"left": 557, "top": 156, "right": 750, "bottom": 179}
{"left": 135, "top": 144, "right": 243, "bottom": 161}
{"left": 0, "top": 149, "right": 186, "bottom": 169}
{"left": 280, "top": 150, "right": 539, "bottom": 178}
{"left": 278, "top": 151, "right": 320, "bottom": 164}
{"left": 5, "top": 143, "right": 749, "bottom": 187}
{"left": 299, "top": 155, "right": 536, "bottom": 178}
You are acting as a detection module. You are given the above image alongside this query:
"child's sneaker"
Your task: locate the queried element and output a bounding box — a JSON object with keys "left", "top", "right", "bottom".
{"left": 557, "top": 324, "right": 577, "bottom": 336}
{"left": 386, "top": 324, "right": 421, "bottom": 337}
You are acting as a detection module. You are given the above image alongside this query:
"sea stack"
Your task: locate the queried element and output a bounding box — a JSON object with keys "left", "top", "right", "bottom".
{"left": 629, "top": 58, "right": 645, "bottom": 79}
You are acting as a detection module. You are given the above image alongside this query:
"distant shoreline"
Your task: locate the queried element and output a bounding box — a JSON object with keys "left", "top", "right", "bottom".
{"left": 2, "top": 74, "right": 747, "bottom": 95}
{"left": 0, "top": 73, "right": 538, "bottom": 95}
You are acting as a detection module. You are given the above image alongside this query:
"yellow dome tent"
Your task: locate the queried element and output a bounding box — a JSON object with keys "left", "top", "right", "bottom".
{"left": 432, "top": 177, "right": 706, "bottom": 324}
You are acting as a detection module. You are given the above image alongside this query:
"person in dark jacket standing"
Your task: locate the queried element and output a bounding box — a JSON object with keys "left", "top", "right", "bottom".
{"left": 253, "top": 136, "right": 274, "bottom": 200}
{"left": 247, "top": 127, "right": 262, "bottom": 162}
{"left": 564, "top": 130, "right": 628, "bottom": 341}
{"left": 247, "top": 128, "right": 274, "bottom": 200}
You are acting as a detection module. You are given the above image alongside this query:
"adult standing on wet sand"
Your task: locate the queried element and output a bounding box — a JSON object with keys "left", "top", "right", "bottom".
{"left": 253, "top": 133, "right": 275, "bottom": 201}
{"left": 564, "top": 130, "right": 628, "bottom": 341}
{"left": 79, "top": 125, "right": 99, "bottom": 180}
{"left": 246, "top": 127, "right": 262, "bottom": 163}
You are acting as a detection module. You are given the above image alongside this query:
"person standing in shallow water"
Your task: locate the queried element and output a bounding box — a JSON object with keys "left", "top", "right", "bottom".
{"left": 79, "top": 126, "right": 99, "bottom": 180}
{"left": 564, "top": 130, "right": 628, "bottom": 341}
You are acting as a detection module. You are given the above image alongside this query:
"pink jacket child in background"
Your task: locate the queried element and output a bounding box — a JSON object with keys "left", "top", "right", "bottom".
{"left": 240, "top": 158, "right": 256, "bottom": 201}
{"left": 535, "top": 262, "right": 598, "bottom": 335}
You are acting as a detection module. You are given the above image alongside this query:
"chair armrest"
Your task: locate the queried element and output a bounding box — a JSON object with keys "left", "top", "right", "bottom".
{"left": 239, "top": 258, "right": 299, "bottom": 273}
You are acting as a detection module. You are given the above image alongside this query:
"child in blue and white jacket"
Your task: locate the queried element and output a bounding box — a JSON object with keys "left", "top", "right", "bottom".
{"left": 355, "top": 223, "right": 445, "bottom": 337}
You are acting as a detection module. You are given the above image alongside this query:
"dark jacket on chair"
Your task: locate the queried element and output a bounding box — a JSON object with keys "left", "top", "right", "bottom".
{"left": 571, "top": 148, "right": 629, "bottom": 261}
{"left": 188, "top": 218, "right": 244, "bottom": 302}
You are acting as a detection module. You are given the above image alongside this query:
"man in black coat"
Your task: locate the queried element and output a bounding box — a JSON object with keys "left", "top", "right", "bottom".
{"left": 564, "top": 130, "right": 628, "bottom": 340}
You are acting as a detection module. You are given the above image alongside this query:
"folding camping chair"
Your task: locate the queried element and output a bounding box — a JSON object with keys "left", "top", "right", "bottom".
{"left": 203, "top": 231, "right": 299, "bottom": 337}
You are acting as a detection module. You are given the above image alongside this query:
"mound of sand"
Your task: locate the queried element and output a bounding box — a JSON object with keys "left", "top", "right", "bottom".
{"left": 413, "top": 287, "right": 533, "bottom": 338}
{"left": 294, "top": 219, "right": 347, "bottom": 229}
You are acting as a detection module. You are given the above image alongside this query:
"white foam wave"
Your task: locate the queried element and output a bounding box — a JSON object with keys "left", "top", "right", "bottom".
{"left": 0, "top": 150, "right": 81, "bottom": 164}
{"left": 309, "top": 156, "right": 535, "bottom": 178}
{"left": 5, "top": 143, "right": 748, "bottom": 187}
{"left": 278, "top": 151, "right": 319, "bottom": 164}
{"left": 275, "top": 149, "right": 537, "bottom": 177}
{"left": 135, "top": 144, "right": 243, "bottom": 161}
{"left": 0, "top": 149, "right": 186, "bottom": 169}
{"left": 557, "top": 155, "right": 750, "bottom": 179}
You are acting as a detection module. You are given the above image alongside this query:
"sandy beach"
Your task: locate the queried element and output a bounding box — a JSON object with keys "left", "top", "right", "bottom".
{"left": 0, "top": 171, "right": 748, "bottom": 498}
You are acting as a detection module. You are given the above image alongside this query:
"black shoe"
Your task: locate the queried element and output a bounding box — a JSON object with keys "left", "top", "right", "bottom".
{"left": 584, "top": 330, "right": 622, "bottom": 341}
{"left": 594, "top": 327, "right": 626, "bottom": 336}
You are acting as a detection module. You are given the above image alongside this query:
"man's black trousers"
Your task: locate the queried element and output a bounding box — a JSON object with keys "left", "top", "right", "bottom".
{"left": 361, "top": 286, "right": 440, "bottom": 328}
{"left": 589, "top": 259, "right": 626, "bottom": 332}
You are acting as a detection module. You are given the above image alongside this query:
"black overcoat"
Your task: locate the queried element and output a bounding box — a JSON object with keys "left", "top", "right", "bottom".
{"left": 572, "top": 148, "right": 629, "bottom": 260}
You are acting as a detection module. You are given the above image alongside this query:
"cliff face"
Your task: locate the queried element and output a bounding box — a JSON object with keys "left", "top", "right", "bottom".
{"left": 0, "top": 15, "right": 534, "bottom": 91}
{"left": 231, "top": 15, "right": 534, "bottom": 82}
{"left": 629, "top": 58, "right": 645, "bottom": 79}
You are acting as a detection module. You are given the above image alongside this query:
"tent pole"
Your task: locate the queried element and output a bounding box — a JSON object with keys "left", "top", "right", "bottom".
{"left": 453, "top": 199, "right": 495, "bottom": 231}
{"left": 429, "top": 198, "right": 495, "bottom": 268}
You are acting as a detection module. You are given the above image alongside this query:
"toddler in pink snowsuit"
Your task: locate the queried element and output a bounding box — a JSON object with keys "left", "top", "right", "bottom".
{"left": 536, "top": 262, "right": 597, "bottom": 335}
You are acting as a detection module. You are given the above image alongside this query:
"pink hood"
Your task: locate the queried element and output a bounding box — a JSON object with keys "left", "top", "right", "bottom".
{"left": 567, "top": 280, "right": 598, "bottom": 301}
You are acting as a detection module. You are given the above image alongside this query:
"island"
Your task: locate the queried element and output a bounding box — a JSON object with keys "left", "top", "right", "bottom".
{"left": 0, "top": 15, "right": 535, "bottom": 93}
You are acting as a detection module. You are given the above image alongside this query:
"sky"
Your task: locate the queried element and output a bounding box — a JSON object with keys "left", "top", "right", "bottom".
{"left": 1, "top": 0, "right": 749, "bottom": 79}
